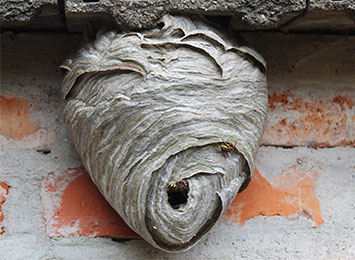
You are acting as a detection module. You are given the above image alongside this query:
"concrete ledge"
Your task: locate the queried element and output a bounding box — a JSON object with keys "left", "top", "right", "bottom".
{"left": 64, "top": 0, "right": 306, "bottom": 31}
{"left": 1, "top": 0, "right": 354, "bottom": 32}
{"left": 0, "top": 0, "right": 64, "bottom": 30}
{"left": 280, "top": 0, "right": 355, "bottom": 33}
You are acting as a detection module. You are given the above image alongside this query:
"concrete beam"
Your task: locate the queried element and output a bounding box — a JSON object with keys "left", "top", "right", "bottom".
{"left": 0, "top": 0, "right": 64, "bottom": 30}
{"left": 0, "top": 0, "right": 354, "bottom": 32}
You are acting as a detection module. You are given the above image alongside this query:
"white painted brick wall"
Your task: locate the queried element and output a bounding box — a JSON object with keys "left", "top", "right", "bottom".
{"left": 0, "top": 32, "right": 354, "bottom": 260}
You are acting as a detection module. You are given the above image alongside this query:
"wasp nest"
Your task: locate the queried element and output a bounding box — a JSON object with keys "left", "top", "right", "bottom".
{"left": 61, "top": 15, "right": 267, "bottom": 252}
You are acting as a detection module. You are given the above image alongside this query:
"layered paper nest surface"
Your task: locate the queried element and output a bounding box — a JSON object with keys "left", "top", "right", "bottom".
{"left": 61, "top": 15, "right": 268, "bottom": 252}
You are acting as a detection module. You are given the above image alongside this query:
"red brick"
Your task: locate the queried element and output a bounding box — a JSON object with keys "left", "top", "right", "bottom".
{"left": 262, "top": 92, "right": 355, "bottom": 147}
{"left": 223, "top": 167, "right": 324, "bottom": 226}
{"left": 0, "top": 182, "right": 9, "bottom": 235}
{"left": 0, "top": 95, "right": 40, "bottom": 139}
{"left": 41, "top": 168, "right": 139, "bottom": 238}
{"left": 0, "top": 95, "right": 56, "bottom": 148}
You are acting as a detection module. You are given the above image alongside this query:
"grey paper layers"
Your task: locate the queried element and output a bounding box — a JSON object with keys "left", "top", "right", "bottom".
{"left": 60, "top": 15, "right": 268, "bottom": 252}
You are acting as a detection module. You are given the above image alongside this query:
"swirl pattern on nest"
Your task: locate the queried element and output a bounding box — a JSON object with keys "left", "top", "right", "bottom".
{"left": 60, "top": 15, "right": 268, "bottom": 252}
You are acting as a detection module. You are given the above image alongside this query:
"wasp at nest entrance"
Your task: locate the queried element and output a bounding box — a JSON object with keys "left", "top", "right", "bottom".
{"left": 166, "top": 179, "right": 189, "bottom": 209}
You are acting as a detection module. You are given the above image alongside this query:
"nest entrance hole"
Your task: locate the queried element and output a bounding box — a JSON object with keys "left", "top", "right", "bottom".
{"left": 166, "top": 180, "right": 189, "bottom": 209}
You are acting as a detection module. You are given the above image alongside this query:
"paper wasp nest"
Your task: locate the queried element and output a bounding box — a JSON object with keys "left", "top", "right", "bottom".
{"left": 61, "top": 15, "right": 267, "bottom": 252}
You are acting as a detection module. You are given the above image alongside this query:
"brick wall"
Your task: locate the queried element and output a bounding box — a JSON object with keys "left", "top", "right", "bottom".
{"left": 0, "top": 32, "right": 354, "bottom": 259}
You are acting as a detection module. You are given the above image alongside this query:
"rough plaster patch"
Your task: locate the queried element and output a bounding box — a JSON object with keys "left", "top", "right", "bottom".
{"left": 0, "top": 233, "right": 48, "bottom": 260}
{"left": 41, "top": 167, "right": 139, "bottom": 238}
{"left": 0, "top": 182, "right": 9, "bottom": 235}
{"left": 223, "top": 167, "right": 324, "bottom": 226}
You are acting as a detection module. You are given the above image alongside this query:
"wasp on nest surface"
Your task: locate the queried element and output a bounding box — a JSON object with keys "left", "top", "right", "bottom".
{"left": 219, "top": 140, "right": 238, "bottom": 155}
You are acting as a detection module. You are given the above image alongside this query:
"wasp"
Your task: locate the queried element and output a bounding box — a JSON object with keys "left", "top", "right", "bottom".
{"left": 219, "top": 139, "right": 237, "bottom": 154}
{"left": 166, "top": 179, "right": 189, "bottom": 209}
{"left": 166, "top": 181, "right": 178, "bottom": 191}
{"left": 166, "top": 179, "right": 189, "bottom": 193}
